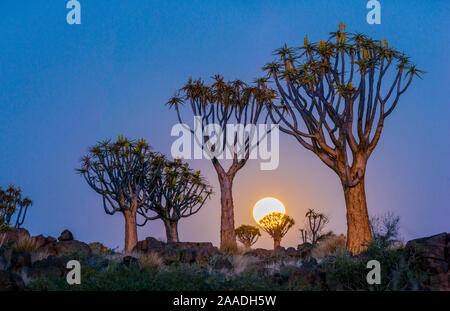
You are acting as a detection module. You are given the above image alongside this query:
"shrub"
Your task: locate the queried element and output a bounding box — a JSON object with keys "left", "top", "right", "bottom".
{"left": 323, "top": 214, "right": 427, "bottom": 290}
{"left": 88, "top": 242, "right": 113, "bottom": 255}
{"left": 231, "top": 254, "right": 257, "bottom": 275}
{"left": 135, "top": 252, "right": 163, "bottom": 271}
{"left": 311, "top": 234, "right": 346, "bottom": 259}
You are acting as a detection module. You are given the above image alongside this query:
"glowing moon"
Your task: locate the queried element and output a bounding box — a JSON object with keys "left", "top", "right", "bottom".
{"left": 253, "top": 197, "right": 286, "bottom": 224}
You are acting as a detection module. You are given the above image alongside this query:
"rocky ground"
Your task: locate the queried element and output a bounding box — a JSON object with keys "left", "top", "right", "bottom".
{"left": 0, "top": 228, "right": 448, "bottom": 291}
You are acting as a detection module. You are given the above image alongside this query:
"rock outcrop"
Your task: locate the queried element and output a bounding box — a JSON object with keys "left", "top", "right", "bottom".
{"left": 405, "top": 232, "right": 449, "bottom": 291}
{"left": 133, "top": 237, "right": 221, "bottom": 263}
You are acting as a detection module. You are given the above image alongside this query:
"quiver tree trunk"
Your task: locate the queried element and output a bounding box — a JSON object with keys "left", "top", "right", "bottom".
{"left": 164, "top": 219, "right": 179, "bottom": 243}
{"left": 123, "top": 208, "right": 138, "bottom": 253}
{"left": 342, "top": 177, "right": 373, "bottom": 255}
{"left": 219, "top": 174, "right": 237, "bottom": 249}
{"left": 273, "top": 234, "right": 281, "bottom": 250}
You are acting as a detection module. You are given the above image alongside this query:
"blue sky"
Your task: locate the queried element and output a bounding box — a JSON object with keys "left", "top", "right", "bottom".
{"left": 0, "top": 1, "right": 448, "bottom": 249}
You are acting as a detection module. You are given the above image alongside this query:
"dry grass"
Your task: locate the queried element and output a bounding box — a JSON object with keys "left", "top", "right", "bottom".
{"left": 232, "top": 255, "right": 258, "bottom": 275}
{"left": 126, "top": 252, "right": 164, "bottom": 271}
{"left": 220, "top": 241, "right": 239, "bottom": 256}
{"left": 311, "top": 234, "right": 346, "bottom": 259}
{"left": 12, "top": 235, "right": 38, "bottom": 253}
{"left": 140, "top": 253, "right": 163, "bottom": 271}
{"left": 220, "top": 241, "right": 248, "bottom": 256}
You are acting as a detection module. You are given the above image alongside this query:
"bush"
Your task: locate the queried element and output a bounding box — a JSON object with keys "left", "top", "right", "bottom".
{"left": 311, "top": 234, "right": 346, "bottom": 259}
{"left": 323, "top": 214, "right": 427, "bottom": 290}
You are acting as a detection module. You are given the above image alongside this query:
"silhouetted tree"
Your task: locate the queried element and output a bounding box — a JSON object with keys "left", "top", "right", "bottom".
{"left": 168, "top": 76, "right": 276, "bottom": 248}
{"left": 235, "top": 224, "right": 261, "bottom": 248}
{"left": 0, "top": 185, "right": 32, "bottom": 230}
{"left": 77, "top": 136, "right": 158, "bottom": 253}
{"left": 299, "top": 209, "right": 329, "bottom": 245}
{"left": 139, "top": 156, "right": 212, "bottom": 242}
{"left": 258, "top": 212, "right": 295, "bottom": 249}
{"left": 263, "top": 23, "right": 422, "bottom": 254}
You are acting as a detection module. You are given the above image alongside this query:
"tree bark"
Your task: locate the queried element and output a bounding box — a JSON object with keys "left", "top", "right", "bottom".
{"left": 273, "top": 235, "right": 281, "bottom": 250}
{"left": 123, "top": 208, "right": 138, "bottom": 253}
{"left": 342, "top": 178, "right": 373, "bottom": 255}
{"left": 164, "top": 220, "right": 179, "bottom": 243}
{"left": 219, "top": 176, "right": 237, "bottom": 249}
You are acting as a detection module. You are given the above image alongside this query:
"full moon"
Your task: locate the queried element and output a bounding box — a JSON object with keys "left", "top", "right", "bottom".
{"left": 253, "top": 197, "right": 286, "bottom": 224}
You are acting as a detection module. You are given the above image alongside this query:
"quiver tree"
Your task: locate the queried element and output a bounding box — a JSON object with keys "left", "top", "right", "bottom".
{"left": 0, "top": 185, "right": 32, "bottom": 230}
{"left": 258, "top": 212, "right": 295, "bottom": 249}
{"left": 77, "top": 136, "right": 158, "bottom": 253}
{"left": 168, "top": 75, "right": 276, "bottom": 248}
{"left": 235, "top": 224, "right": 261, "bottom": 249}
{"left": 299, "top": 209, "right": 329, "bottom": 245}
{"left": 263, "top": 23, "right": 422, "bottom": 254}
{"left": 139, "top": 156, "right": 212, "bottom": 242}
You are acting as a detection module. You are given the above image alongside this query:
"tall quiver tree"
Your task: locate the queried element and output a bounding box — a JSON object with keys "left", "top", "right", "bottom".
{"left": 77, "top": 137, "right": 157, "bottom": 253}
{"left": 263, "top": 23, "right": 422, "bottom": 254}
{"left": 168, "top": 76, "right": 276, "bottom": 248}
{"left": 140, "top": 156, "right": 212, "bottom": 242}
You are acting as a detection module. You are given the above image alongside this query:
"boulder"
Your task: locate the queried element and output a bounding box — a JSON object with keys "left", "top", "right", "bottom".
{"left": 32, "top": 235, "right": 47, "bottom": 249}
{"left": 58, "top": 230, "right": 74, "bottom": 242}
{"left": 245, "top": 248, "right": 272, "bottom": 258}
{"left": 405, "top": 232, "right": 449, "bottom": 290}
{"left": 0, "top": 271, "right": 25, "bottom": 291}
{"left": 1, "top": 228, "right": 30, "bottom": 244}
{"left": 46, "top": 236, "right": 57, "bottom": 243}
{"left": 180, "top": 249, "right": 196, "bottom": 264}
{"left": 39, "top": 240, "right": 91, "bottom": 257}
{"left": 133, "top": 237, "right": 164, "bottom": 253}
{"left": 406, "top": 232, "right": 447, "bottom": 261}
{"left": 429, "top": 273, "right": 450, "bottom": 291}
{"left": 134, "top": 238, "right": 221, "bottom": 264}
